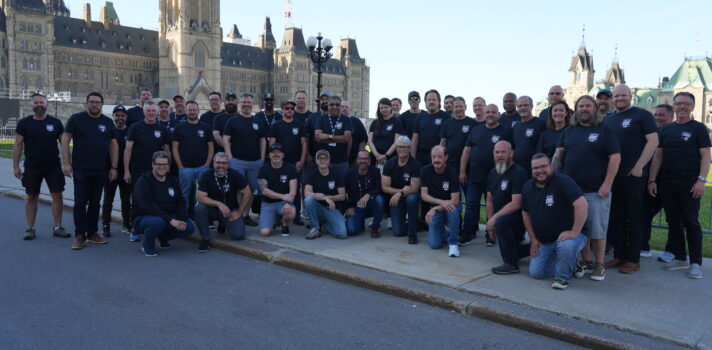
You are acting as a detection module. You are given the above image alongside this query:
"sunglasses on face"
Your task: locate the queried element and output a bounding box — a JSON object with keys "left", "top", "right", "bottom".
{"left": 282, "top": 106, "right": 294, "bottom": 111}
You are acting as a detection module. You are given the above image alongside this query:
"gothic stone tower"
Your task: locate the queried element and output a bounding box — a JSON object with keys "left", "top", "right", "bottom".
{"left": 566, "top": 45, "right": 594, "bottom": 104}
{"left": 158, "top": 0, "right": 220, "bottom": 101}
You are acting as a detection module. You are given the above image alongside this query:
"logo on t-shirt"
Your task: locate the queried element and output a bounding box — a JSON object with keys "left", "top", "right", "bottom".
{"left": 98, "top": 124, "right": 106, "bottom": 133}
{"left": 491, "top": 135, "right": 500, "bottom": 143}
{"left": 198, "top": 130, "right": 205, "bottom": 138}
{"left": 328, "top": 181, "right": 335, "bottom": 190}
{"left": 588, "top": 133, "right": 599, "bottom": 142}
{"left": 403, "top": 173, "right": 411, "bottom": 183}
{"left": 280, "top": 175, "right": 288, "bottom": 183}
{"left": 681, "top": 131, "right": 692, "bottom": 141}
{"left": 292, "top": 128, "right": 299, "bottom": 135}
{"left": 462, "top": 125, "right": 470, "bottom": 133}
{"left": 545, "top": 194, "right": 554, "bottom": 207}
{"left": 435, "top": 119, "right": 442, "bottom": 126}
{"left": 386, "top": 124, "right": 393, "bottom": 131}
{"left": 336, "top": 122, "right": 343, "bottom": 130}
{"left": 252, "top": 123, "right": 259, "bottom": 130}
{"left": 500, "top": 180, "right": 508, "bottom": 191}
{"left": 154, "top": 130, "right": 162, "bottom": 138}
{"left": 621, "top": 119, "right": 632, "bottom": 128}
{"left": 168, "top": 187, "right": 175, "bottom": 197}
{"left": 46, "top": 124, "right": 54, "bottom": 132}
{"left": 526, "top": 129, "right": 534, "bottom": 137}
{"left": 442, "top": 181, "right": 449, "bottom": 191}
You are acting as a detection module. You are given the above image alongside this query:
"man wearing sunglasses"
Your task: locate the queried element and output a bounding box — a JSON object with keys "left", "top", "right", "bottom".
{"left": 538, "top": 85, "right": 569, "bottom": 123}
{"left": 314, "top": 95, "right": 352, "bottom": 177}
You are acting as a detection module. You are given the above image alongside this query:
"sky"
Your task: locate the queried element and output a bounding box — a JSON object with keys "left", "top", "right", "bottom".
{"left": 69, "top": 0, "right": 712, "bottom": 115}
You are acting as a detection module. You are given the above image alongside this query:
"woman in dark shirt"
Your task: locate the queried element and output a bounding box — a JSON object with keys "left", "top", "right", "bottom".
{"left": 537, "top": 100, "right": 572, "bottom": 158}
{"left": 368, "top": 98, "right": 403, "bottom": 166}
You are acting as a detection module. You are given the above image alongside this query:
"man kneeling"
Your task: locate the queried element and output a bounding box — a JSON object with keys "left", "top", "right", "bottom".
{"left": 258, "top": 143, "right": 298, "bottom": 236}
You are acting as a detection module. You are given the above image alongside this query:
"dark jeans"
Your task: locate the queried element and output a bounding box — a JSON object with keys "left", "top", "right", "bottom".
{"left": 73, "top": 169, "right": 107, "bottom": 237}
{"left": 661, "top": 180, "right": 703, "bottom": 265}
{"left": 462, "top": 180, "right": 486, "bottom": 237}
{"left": 102, "top": 177, "right": 131, "bottom": 227}
{"left": 642, "top": 187, "right": 672, "bottom": 252}
{"left": 390, "top": 193, "right": 420, "bottom": 236}
{"left": 194, "top": 203, "right": 245, "bottom": 241}
{"left": 346, "top": 195, "right": 385, "bottom": 236}
{"left": 609, "top": 176, "right": 646, "bottom": 263}
{"left": 133, "top": 215, "right": 195, "bottom": 252}
{"left": 495, "top": 213, "right": 530, "bottom": 266}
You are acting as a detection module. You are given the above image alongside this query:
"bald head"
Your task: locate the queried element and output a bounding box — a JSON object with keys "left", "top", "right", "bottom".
{"left": 493, "top": 140, "right": 514, "bottom": 173}
{"left": 485, "top": 104, "right": 500, "bottom": 126}
{"left": 612, "top": 84, "right": 632, "bottom": 112}
{"left": 502, "top": 93, "right": 517, "bottom": 114}
{"left": 548, "top": 85, "right": 564, "bottom": 103}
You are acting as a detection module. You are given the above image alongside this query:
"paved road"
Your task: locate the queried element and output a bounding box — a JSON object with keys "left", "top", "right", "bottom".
{"left": 0, "top": 196, "right": 581, "bottom": 349}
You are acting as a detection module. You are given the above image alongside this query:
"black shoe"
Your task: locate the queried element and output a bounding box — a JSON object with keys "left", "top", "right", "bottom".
{"left": 458, "top": 234, "right": 474, "bottom": 246}
{"left": 492, "top": 263, "right": 520, "bottom": 275}
{"left": 52, "top": 226, "right": 70, "bottom": 238}
{"left": 485, "top": 236, "right": 496, "bottom": 247}
{"left": 102, "top": 223, "right": 112, "bottom": 238}
{"left": 23, "top": 228, "right": 36, "bottom": 240}
{"left": 157, "top": 240, "right": 171, "bottom": 250}
{"left": 408, "top": 235, "right": 418, "bottom": 245}
{"left": 293, "top": 218, "right": 305, "bottom": 226}
{"left": 197, "top": 240, "right": 210, "bottom": 253}
{"left": 281, "top": 225, "right": 291, "bottom": 237}
{"left": 217, "top": 221, "right": 226, "bottom": 234}
{"left": 244, "top": 216, "right": 258, "bottom": 227}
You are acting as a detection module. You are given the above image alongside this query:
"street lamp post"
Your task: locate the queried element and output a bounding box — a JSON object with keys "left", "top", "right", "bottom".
{"left": 307, "top": 33, "right": 333, "bottom": 110}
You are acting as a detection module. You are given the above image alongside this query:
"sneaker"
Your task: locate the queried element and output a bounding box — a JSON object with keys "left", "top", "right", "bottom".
{"left": 640, "top": 250, "right": 652, "bottom": 258}
{"left": 197, "top": 240, "right": 210, "bottom": 253}
{"left": 574, "top": 260, "right": 593, "bottom": 278}
{"left": 102, "top": 223, "right": 112, "bottom": 238}
{"left": 244, "top": 216, "right": 258, "bottom": 226}
{"left": 157, "top": 240, "right": 171, "bottom": 250}
{"left": 23, "top": 228, "right": 36, "bottom": 240}
{"left": 589, "top": 263, "right": 606, "bottom": 281}
{"left": 386, "top": 217, "right": 392, "bottom": 229}
{"left": 485, "top": 236, "right": 495, "bottom": 247}
{"left": 141, "top": 246, "right": 158, "bottom": 257}
{"left": 408, "top": 235, "right": 418, "bottom": 245}
{"left": 306, "top": 228, "right": 321, "bottom": 240}
{"left": 448, "top": 244, "right": 460, "bottom": 257}
{"left": 371, "top": 227, "right": 380, "bottom": 238}
{"left": 663, "top": 259, "right": 690, "bottom": 271}
{"left": 688, "top": 263, "right": 702, "bottom": 279}
{"left": 492, "top": 263, "right": 520, "bottom": 275}
{"left": 552, "top": 279, "right": 569, "bottom": 290}
{"left": 657, "top": 251, "right": 674, "bottom": 263}
{"left": 72, "top": 235, "right": 86, "bottom": 250}
{"left": 52, "top": 226, "right": 70, "bottom": 238}
{"left": 458, "top": 234, "right": 474, "bottom": 246}
{"left": 520, "top": 231, "right": 531, "bottom": 245}
{"left": 86, "top": 233, "right": 107, "bottom": 244}
{"left": 122, "top": 225, "right": 132, "bottom": 235}
{"left": 129, "top": 233, "right": 141, "bottom": 242}
{"left": 281, "top": 225, "right": 291, "bottom": 237}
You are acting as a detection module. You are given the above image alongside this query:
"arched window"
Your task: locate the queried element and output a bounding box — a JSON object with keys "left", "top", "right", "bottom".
{"left": 0, "top": 56, "right": 6, "bottom": 69}
{"left": 35, "top": 78, "right": 43, "bottom": 91}
{"left": 195, "top": 43, "right": 205, "bottom": 68}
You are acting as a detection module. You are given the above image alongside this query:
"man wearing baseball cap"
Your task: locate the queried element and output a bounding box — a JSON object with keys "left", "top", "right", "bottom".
{"left": 258, "top": 143, "right": 298, "bottom": 236}
{"left": 398, "top": 91, "right": 424, "bottom": 138}
{"left": 101, "top": 105, "right": 132, "bottom": 237}
{"left": 255, "top": 92, "right": 283, "bottom": 130}
{"left": 596, "top": 89, "right": 613, "bottom": 117}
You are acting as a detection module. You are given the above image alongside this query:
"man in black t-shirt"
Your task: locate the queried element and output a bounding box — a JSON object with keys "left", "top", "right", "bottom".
{"left": 512, "top": 96, "right": 546, "bottom": 175}
{"left": 212, "top": 92, "right": 239, "bottom": 154}
{"left": 343, "top": 100, "right": 367, "bottom": 167}
{"left": 382, "top": 136, "right": 421, "bottom": 243}
{"left": 124, "top": 101, "right": 170, "bottom": 190}
{"left": 157, "top": 100, "right": 179, "bottom": 134}
{"left": 62, "top": 92, "right": 119, "bottom": 250}
{"left": 126, "top": 87, "right": 152, "bottom": 127}
{"left": 169, "top": 95, "right": 187, "bottom": 122}
{"left": 439, "top": 97, "right": 476, "bottom": 174}
{"left": 421, "top": 145, "right": 461, "bottom": 257}
{"left": 390, "top": 98, "right": 402, "bottom": 118}
{"left": 314, "top": 95, "right": 352, "bottom": 177}
{"left": 500, "top": 92, "right": 521, "bottom": 128}
{"left": 13, "top": 93, "right": 68, "bottom": 240}
{"left": 412, "top": 89, "right": 450, "bottom": 166}
{"left": 303, "top": 149, "right": 347, "bottom": 239}
{"left": 199, "top": 92, "right": 223, "bottom": 136}
{"left": 345, "top": 151, "right": 384, "bottom": 237}
{"left": 648, "top": 92, "right": 711, "bottom": 279}
{"left": 472, "top": 97, "right": 486, "bottom": 123}
{"left": 101, "top": 105, "right": 133, "bottom": 237}
{"left": 398, "top": 91, "right": 423, "bottom": 139}
{"left": 523, "top": 154, "right": 588, "bottom": 290}
{"left": 195, "top": 152, "right": 252, "bottom": 252}
{"left": 538, "top": 85, "right": 567, "bottom": 123}
{"left": 255, "top": 92, "right": 283, "bottom": 133}
{"left": 258, "top": 143, "right": 298, "bottom": 237}
{"left": 270, "top": 100, "right": 307, "bottom": 225}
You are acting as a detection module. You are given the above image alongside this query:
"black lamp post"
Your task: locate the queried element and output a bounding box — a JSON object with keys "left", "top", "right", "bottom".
{"left": 307, "top": 33, "right": 333, "bottom": 110}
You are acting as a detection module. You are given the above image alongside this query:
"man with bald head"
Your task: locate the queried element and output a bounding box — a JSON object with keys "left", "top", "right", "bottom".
{"left": 500, "top": 93, "right": 521, "bottom": 128}
{"left": 539, "top": 85, "right": 567, "bottom": 122}
{"left": 460, "top": 104, "right": 513, "bottom": 246}
{"left": 603, "top": 84, "right": 658, "bottom": 274}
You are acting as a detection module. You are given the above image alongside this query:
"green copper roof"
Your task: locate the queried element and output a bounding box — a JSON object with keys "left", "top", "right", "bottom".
{"left": 633, "top": 88, "right": 660, "bottom": 108}
{"left": 662, "top": 58, "right": 712, "bottom": 92}
{"left": 105, "top": 1, "right": 119, "bottom": 23}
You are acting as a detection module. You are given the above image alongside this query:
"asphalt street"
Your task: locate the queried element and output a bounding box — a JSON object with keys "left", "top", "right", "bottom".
{"left": 0, "top": 196, "right": 584, "bottom": 349}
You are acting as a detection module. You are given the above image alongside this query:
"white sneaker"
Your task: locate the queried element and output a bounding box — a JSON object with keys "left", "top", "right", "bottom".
{"left": 640, "top": 250, "right": 652, "bottom": 258}
{"left": 448, "top": 244, "right": 460, "bottom": 257}
{"left": 689, "top": 263, "right": 702, "bottom": 279}
{"left": 658, "top": 251, "right": 674, "bottom": 263}
{"left": 386, "top": 217, "right": 392, "bottom": 229}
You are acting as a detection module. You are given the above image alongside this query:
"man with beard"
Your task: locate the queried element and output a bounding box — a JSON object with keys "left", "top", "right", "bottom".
{"left": 126, "top": 87, "right": 152, "bottom": 127}
{"left": 512, "top": 96, "right": 547, "bottom": 176}
{"left": 306, "top": 91, "right": 331, "bottom": 162}
{"left": 603, "top": 84, "right": 658, "bottom": 274}
{"left": 157, "top": 100, "right": 179, "bottom": 134}
{"left": 14, "top": 93, "right": 68, "bottom": 240}
{"left": 62, "top": 92, "right": 119, "bottom": 250}
{"left": 539, "top": 85, "right": 572, "bottom": 123}
{"left": 554, "top": 95, "right": 620, "bottom": 280}
{"left": 440, "top": 96, "right": 477, "bottom": 175}
{"left": 382, "top": 136, "right": 421, "bottom": 243}
{"left": 101, "top": 105, "right": 132, "bottom": 237}
{"left": 172, "top": 100, "right": 214, "bottom": 216}
{"left": 443, "top": 95, "right": 455, "bottom": 115}
{"left": 390, "top": 98, "right": 402, "bottom": 118}
{"left": 199, "top": 92, "right": 223, "bottom": 140}
{"left": 460, "top": 104, "right": 513, "bottom": 246}
{"left": 314, "top": 95, "right": 352, "bottom": 176}
{"left": 195, "top": 153, "right": 252, "bottom": 252}
{"left": 169, "top": 95, "right": 187, "bottom": 122}
{"left": 345, "top": 151, "right": 384, "bottom": 237}
{"left": 258, "top": 143, "right": 297, "bottom": 237}
{"left": 212, "top": 92, "right": 239, "bottom": 155}
{"left": 500, "top": 92, "right": 521, "bottom": 128}
{"left": 421, "top": 145, "right": 461, "bottom": 257}
{"left": 523, "top": 154, "right": 588, "bottom": 290}
{"left": 412, "top": 89, "right": 450, "bottom": 166}
{"left": 486, "top": 141, "right": 530, "bottom": 274}
{"left": 303, "top": 149, "right": 347, "bottom": 239}
{"left": 472, "top": 97, "right": 486, "bottom": 123}
{"left": 596, "top": 89, "right": 613, "bottom": 117}
{"left": 255, "top": 92, "right": 283, "bottom": 131}
{"left": 398, "top": 91, "right": 424, "bottom": 139}
{"left": 342, "top": 100, "right": 367, "bottom": 167}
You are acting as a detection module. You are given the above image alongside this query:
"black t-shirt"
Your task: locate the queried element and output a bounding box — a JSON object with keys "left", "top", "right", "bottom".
{"left": 131, "top": 171, "right": 185, "bottom": 222}
{"left": 398, "top": 110, "right": 423, "bottom": 138}
{"left": 558, "top": 124, "right": 620, "bottom": 192}
{"left": 157, "top": 116, "right": 180, "bottom": 134}
{"left": 258, "top": 163, "right": 298, "bottom": 203}
{"left": 269, "top": 119, "right": 307, "bottom": 164}
{"left": 199, "top": 110, "right": 223, "bottom": 132}
{"left": 315, "top": 114, "right": 353, "bottom": 163}
{"left": 383, "top": 156, "right": 421, "bottom": 190}
{"left": 512, "top": 117, "right": 547, "bottom": 174}
{"left": 659, "top": 120, "right": 711, "bottom": 182}
{"left": 197, "top": 168, "right": 248, "bottom": 210}
{"left": 294, "top": 110, "right": 311, "bottom": 126}
{"left": 126, "top": 106, "right": 144, "bottom": 127}
{"left": 500, "top": 112, "right": 521, "bottom": 128}
{"left": 126, "top": 121, "right": 169, "bottom": 175}
{"left": 64, "top": 112, "right": 117, "bottom": 171}
{"left": 15, "top": 115, "right": 63, "bottom": 169}
{"left": 114, "top": 127, "right": 128, "bottom": 174}
{"left": 223, "top": 115, "right": 267, "bottom": 161}
{"left": 487, "top": 163, "right": 528, "bottom": 213}
{"left": 305, "top": 168, "right": 344, "bottom": 206}
{"left": 536, "top": 127, "right": 566, "bottom": 159}
{"left": 255, "top": 111, "right": 283, "bottom": 130}
{"left": 306, "top": 111, "right": 326, "bottom": 157}
{"left": 369, "top": 117, "right": 404, "bottom": 155}
{"left": 170, "top": 112, "right": 187, "bottom": 122}
{"left": 173, "top": 121, "right": 214, "bottom": 168}
{"left": 440, "top": 116, "right": 478, "bottom": 170}
{"left": 466, "top": 123, "right": 513, "bottom": 183}
{"left": 212, "top": 112, "right": 237, "bottom": 153}
{"left": 521, "top": 172, "right": 583, "bottom": 244}
{"left": 350, "top": 116, "right": 368, "bottom": 163}
{"left": 604, "top": 107, "right": 657, "bottom": 178}
{"left": 413, "top": 110, "right": 450, "bottom": 156}
{"left": 420, "top": 164, "right": 460, "bottom": 203}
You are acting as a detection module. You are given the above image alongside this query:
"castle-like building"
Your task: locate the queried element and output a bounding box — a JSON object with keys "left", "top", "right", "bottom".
{"left": 0, "top": 0, "right": 370, "bottom": 117}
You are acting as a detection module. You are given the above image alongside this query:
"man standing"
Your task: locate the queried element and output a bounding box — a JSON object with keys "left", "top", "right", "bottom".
{"left": 440, "top": 96, "right": 477, "bottom": 175}
{"left": 472, "top": 97, "right": 486, "bottom": 123}
{"left": 538, "top": 85, "right": 567, "bottom": 122}
{"left": 342, "top": 100, "right": 367, "bottom": 167}
{"left": 524, "top": 154, "right": 588, "bottom": 290}
{"left": 257, "top": 143, "right": 298, "bottom": 237}
{"left": 13, "top": 93, "right": 68, "bottom": 240}
{"left": 412, "top": 89, "right": 450, "bottom": 166}
{"left": 199, "top": 92, "right": 223, "bottom": 135}
{"left": 443, "top": 95, "right": 455, "bottom": 115}
{"left": 512, "top": 96, "right": 547, "bottom": 176}
{"left": 500, "top": 92, "right": 521, "bottom": 127}
{"left": 603, "top": 84, "right": 658, "bottom": 273}
{"left": 486, "top": 141, "right": 530, "bottom": 274}
{"left": 124, "top": 101, "right": 170, "bottom": 188}
{"left": 170, "top": 95, "right": 187, "bottom": 122}
{"left": 157, "top": 100, "right": 179, "bottom": 134}
{"left": 596, "top": 89, "right": 613, "bottom": 117}
{"left": 172, "top": 100, "right": 214, "bottom": 215}
{"left": 270, "top": 100, "right": 307, "bottom": 225}
{"left": 345, "top": 151, "right": 385, "bottom": 237}
{"left": 126, "top": 87, "right": 152, "bottom": 127}
{"left": 195, "top": 153, "right": 252, "bottom": 251}
{"left": 314, "top": 95, "right": 352, "bottom": 176}
{"left": 212, "top": 92, "right": 239, "bottom": 154}
{"left": 62, "top": 92, "right": 119, "bottom": 250}
{"left": 648, "top": 92, "right": 710, "bottom": 279}
{"left": 382, "top": 136, "right": 421, "bottom": 243}
{"left": 421, "top": 145, "right": 461, "bottom": 257}
{"left": 293, "top": 90, "right": 311, "bottom": 125}
{"left": 399, "top": 91, "right": 423, "bottom": 139}
{"left": 306, "top": 91, "right": 331, "bottom": 162}
{"left": 255, "top": 92, "right": 283, "bottom": 130}
{"left": 101, "top": 105, "right": 132, "bottom": 237}
{"left": 391, "top": 98, "right": 402, "bottom": 118}
{"left": 303, "top": 150, "right": 347, "bottom": 239}
{"left": 131, "top": 151, "right": 195, "bottom": 257}
{"left": 460, "top": 104, "right": 513, "bottom": 246}
{"left": 554, "top": 96, "right": 620, "bottom": 280}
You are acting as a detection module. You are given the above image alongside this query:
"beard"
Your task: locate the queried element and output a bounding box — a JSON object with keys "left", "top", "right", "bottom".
{"left": 320, "top": 103, "right": 328, "bottom": 112}
{"left": 215, "top": 167, "right": 227, "bottom": 177}
{"left": 495, "top": 161, "right": 508, "bottom": 174}
{"left": 33, "top": 106, "right": 47, "bottom": 115}
{"left": 271, "top": 157, "right": 282, "bottom": 165}
{"left": 576, "top": 111, "right": 593, "bottom": 123}
{"left": 225, "top": 104, "right": 237, "bottom": 114}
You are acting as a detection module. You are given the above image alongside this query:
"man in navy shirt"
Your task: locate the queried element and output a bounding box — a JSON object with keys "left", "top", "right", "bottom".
{"left": 126, "top": 87, "right": 152, "bottom": 127}
{"left": 382, "top": 136, "right": 421, "bottom": 243}
{"left": 421, "top": 145, "right": 461, "bottom": 257}
{"left": 412, "top": 89, "right": 450, "bottom": 166}
{"left": 512, "top": 96, "right": 547, "bottom": 176}
{"left": 596, "top": 89, "right": 613, "bottom": 117}
{"left": 101, "top": 105, "right": 132, "bottom": 237}
{"left": 538, "top": 85, "right": 568, "bottom": 123}
{"left": 500, "top": 92, "right": 521, "bottom": 128}
{"left": 212, "top": 92, "right": 239, "bottom": 155}
{"left": 345, "top": 151, "right": 384, "bottom": 237}
{"left": 303, "top": 149, "right": 347, "bottom": 239}
{"left": 157, "top": 100, "right": 179, "bottom": 134}
{"left": 270, "top": 100, "right": 307, "bottom": 225}
{"left": 13, "top": 93, "right": 68, "bottom": 240}
{"left": 258, "top": 144, "right": 298, "bottom": 237}
{"left": 314, "top": 95, "right": 352, "bottom": 177}
{"left": 523, "top": 154, "right": 588, "bottom": 290}
{"left": 255, "top": 92, "right": 283, "bottom": 131}
{"left": 440, "top": 96, "right": 477, "bottom": 175}
{"left": 648, "top": 92, "right": 711, "bottom": 279}
{"left": 199, "top": 92, "right": 223, "bottom": 137}
{"left": 472, "top": 97, "right": 486, "bottom": 123}
{"left": 123, "top": 101, "right": 170, "bottom": 188}
{"left": 398, "top": 91, "right": 423, "bottom": 139}
{"left": 169, "top": 95, "right": 187, "bottom": 122}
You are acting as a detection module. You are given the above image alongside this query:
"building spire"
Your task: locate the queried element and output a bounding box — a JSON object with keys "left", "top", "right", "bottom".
{"left": 613, "top": 43, "right": 619, "bottom": 64}
{"left": 580, "top": 24, "right": 586, "bottom": 48}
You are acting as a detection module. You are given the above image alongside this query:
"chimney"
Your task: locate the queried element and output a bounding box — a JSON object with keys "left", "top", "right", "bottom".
{"left": 99, "top": 5, "right": 110, "bottom": 30}
{"left": 83, "top": 3, "right": 91, "bottom": 27}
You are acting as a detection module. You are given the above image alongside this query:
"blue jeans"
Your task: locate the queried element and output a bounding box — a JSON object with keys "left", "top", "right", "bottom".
{"left": 390, "top": 193, "right": 420, "bottom": 236}
{"left": 259, "top": 200, "right": 295, "bottom": 229}
{"left": 462, "top": 180, "right": 486, "bottom": 236}
{"left": 73, "top": 169, "right": 107, "bottom": 237}
{"left": 428, "top": 205, "right": 461, "bottom": 249}
{"left": 178, "top": 166, "right": 209, "bottom": 212}
{"left": 133, "top": 215, "right": 195, "bottom": 252}
{"left": 495, "top": 213, "right": 530, "bottom": 266}
{"left": 529, "top": 233, "right": 586, "bottom": 283}
{"left": 304, "top": 196, "right": 347, "bottom": 238}
{"left": 229, "top": 158, "right": 263, "bottom": 194}
{"left": 194, "top": 203, "right": 245, "bottom": 241}
{"left": 346, "top": 195, "right": 385, "bottom": 236}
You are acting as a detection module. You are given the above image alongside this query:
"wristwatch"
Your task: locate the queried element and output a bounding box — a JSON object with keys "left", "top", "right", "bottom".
{"left": 698, "top": 176, "right": 706, "bottom": 182}
{"left": 329, "top": 134, "right": 333, "bottom": 140}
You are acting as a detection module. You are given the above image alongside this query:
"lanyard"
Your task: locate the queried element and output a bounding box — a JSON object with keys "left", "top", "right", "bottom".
{"left": 327, "top": 115, "right": 340, "bottom": 135}
{"left": 215, "top": 173, "right": 229, "bottom": 203}
{"left": 264, "top": 113, "right": 276, "bottom": 126}
{"left": 357, "top": 174, "right": 367, "bottom": 197}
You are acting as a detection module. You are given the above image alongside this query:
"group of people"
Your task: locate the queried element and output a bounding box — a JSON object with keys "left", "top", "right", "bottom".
{"left": 12, "top": 83, "right": 709, "bottom": 288}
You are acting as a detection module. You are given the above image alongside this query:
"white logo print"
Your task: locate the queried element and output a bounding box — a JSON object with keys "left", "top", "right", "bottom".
{"left": 491, "top": 135, "right": 500, "bottom": 143}
{"left": 280, "top": 175, "right": 288, "bottom": 183}
{"left": 545, "top": 194, "right": 554, "bottom": 207}
{"left": 525, "top": 129, "right": 534, "bottom": 137}
{"left": 462, "top": 125, "right": 470, "bottom": 133}
{"left": 386, "top": 124, "right": 393, "bottom": 131}
{"left": 98, "top": 124, "right": 106, "bottom": 133}
{"left": 435, "top": 118, "right": 442, "bottom": 125}
{"left": 252, "top": 123, "right": 259, "bottom": 130}
{"left": 292, "top": 128, "right": 299, "bottom": 135}
{"left": 154, "top": 130, "right": 162, "bottom": 138}
{"left": 46, "top": 124, "right": 54, "bottom": 132}
{"left": 328, "top": 181, "right": 335, "bottom": 190}
{"left": 442, "top": 181, "right": 449, "bottom": 191}
{"left": 335, "top": 122, "right": 343, "bottom": 130}
{"left": 621, "top": 119, "right": 632, "bottom": 128}
{"left": 588, "top": 133, "right": 599, "bottom": 142}
{"left": 500, "top": 180, "right": 508, "bottom": 191}
{"left": 168, "top": 188, "right": 175, "bottom": 197}
{"left": 681, "top": 131, "right": 691, "bottom": 141}
{"left": 403, "top": 173, "right": 411, "bottom": 182}
{"left": 198, "top": 130, "right": 205, "bottom": 138}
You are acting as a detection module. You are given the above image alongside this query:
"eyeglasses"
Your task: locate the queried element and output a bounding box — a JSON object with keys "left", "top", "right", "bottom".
{"left": 549, "top": 92, "right": 562, "bottom": 96}
{"left": 214, "top": 161, "right": 228, "bottom": 165}
{"left": 674, "top": 101, "right": 693, "bottom": 106}
{"left": 154, "top": 162, "right": 169, "bottom": 167}
{"left": 87, "top": 100, "right": 102, "bottom": 105}
{"left": 282, "top": 106, "right": 295, "bottom": 111}
{"left": 396, "top": 145, "right": 409, "bottom": 149}
{"left": 329, "top": 103, "right": 341, "bottom": 107}
{"left": 316, "top": 157, "right": 329, "bottom": 161}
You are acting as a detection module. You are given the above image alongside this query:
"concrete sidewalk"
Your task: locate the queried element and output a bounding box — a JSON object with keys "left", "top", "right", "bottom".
{"left": 2, "top": 157, "right": 710, "bottom": 349}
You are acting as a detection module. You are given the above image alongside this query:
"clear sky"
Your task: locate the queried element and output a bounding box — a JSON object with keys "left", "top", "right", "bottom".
{"left": 69, "top": 0, "right": 711, "bottom": 116}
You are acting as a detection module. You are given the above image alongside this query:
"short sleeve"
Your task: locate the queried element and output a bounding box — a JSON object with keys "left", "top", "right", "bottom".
{"left": 696, "top": 123, "right": 711, "bottom": 148}
{"left": 197, "top": 171, "right": 210, "bottom": 192}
